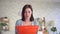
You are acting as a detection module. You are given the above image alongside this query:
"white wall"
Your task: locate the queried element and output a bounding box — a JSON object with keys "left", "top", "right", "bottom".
{"left": 0, "top": 0, "right": 60, "bottom": 34}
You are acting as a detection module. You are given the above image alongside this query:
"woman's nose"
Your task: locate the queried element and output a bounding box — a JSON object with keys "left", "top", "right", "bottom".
{"left": 26, "top": 12, "right": 28, "bottom": 14}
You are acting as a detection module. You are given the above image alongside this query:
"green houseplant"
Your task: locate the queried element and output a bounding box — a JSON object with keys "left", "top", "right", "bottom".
{"left": 0, "top": 23, "right": 7, "bottom": 26}
{"left": 4, "top": 17, "right": 8, "bottom": 19}
{"left": 51, "top": 27, "right": 57, "bottom": 34}
{"left": 0, "top": 22, "right": 7, "bottom": 34}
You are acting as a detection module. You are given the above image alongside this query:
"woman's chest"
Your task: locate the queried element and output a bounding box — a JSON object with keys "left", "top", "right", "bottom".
{"left": 22, "top": 22, "right": 33, "bottom": 26}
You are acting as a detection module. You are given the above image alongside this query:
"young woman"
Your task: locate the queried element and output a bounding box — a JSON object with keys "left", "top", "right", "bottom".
{"left": 15, "top": 4, "right": 40, "bottom": 34}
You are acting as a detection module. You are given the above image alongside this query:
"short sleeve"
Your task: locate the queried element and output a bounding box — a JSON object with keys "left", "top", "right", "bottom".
{"left": 34, "top": 20, "right": 39, "bottom": 26}
{"left": 15, "top": 19, "right": 22, "bottom": 34}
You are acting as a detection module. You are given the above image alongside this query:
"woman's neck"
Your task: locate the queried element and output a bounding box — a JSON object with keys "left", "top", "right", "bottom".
{"left": 25, "top": 18, "right": 30, "bottom": 22}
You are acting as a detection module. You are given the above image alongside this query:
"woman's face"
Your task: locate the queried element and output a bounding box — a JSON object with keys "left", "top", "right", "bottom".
{"left": 24, "top": 8, "right": 32, "bottom": 19}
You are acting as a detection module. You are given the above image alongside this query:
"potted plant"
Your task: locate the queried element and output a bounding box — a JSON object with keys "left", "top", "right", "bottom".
{"left": 0, "top": 22, "right": 7, "bottom": 34}
{"left": 51, "top": 27, "right": 57, "bottom": 34}
{"left": 4, "top": 17, "right": 8, "bottom": 19}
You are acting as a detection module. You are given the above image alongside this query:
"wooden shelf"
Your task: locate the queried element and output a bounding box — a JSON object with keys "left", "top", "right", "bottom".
{"left": 0, "top": 17, "right": 10, "bottom": 31}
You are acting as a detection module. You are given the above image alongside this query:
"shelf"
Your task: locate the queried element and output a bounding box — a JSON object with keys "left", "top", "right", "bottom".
{"left": 0, "top": 17, "right": 10, "bottom": 31}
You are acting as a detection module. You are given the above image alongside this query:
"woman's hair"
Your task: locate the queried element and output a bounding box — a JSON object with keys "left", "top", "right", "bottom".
{"left": 21, "top": 4, "right": 34, "bottom": 21}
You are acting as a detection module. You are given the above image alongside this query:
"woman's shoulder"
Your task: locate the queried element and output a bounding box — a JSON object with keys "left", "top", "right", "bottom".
{"left": 16, "top": 19, "right": 22, "bottom": 22}
{"left": 16, "top": 19, "right": 22, "bottom": 26}
{"left": 33, "top": 19, "right": 39, "bottom": 25}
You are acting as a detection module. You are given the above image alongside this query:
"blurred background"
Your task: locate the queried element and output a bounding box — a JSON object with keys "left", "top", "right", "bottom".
{"left": 0, "top": 0, "right": 60, "bottom": 34}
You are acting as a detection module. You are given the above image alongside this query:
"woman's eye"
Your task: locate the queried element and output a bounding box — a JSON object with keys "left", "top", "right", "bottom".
{"left": 25, "top": 11, "right": 31, "bottom": 13}
{"left": 28, "top": 11, "right": 30, "bottom": 13}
